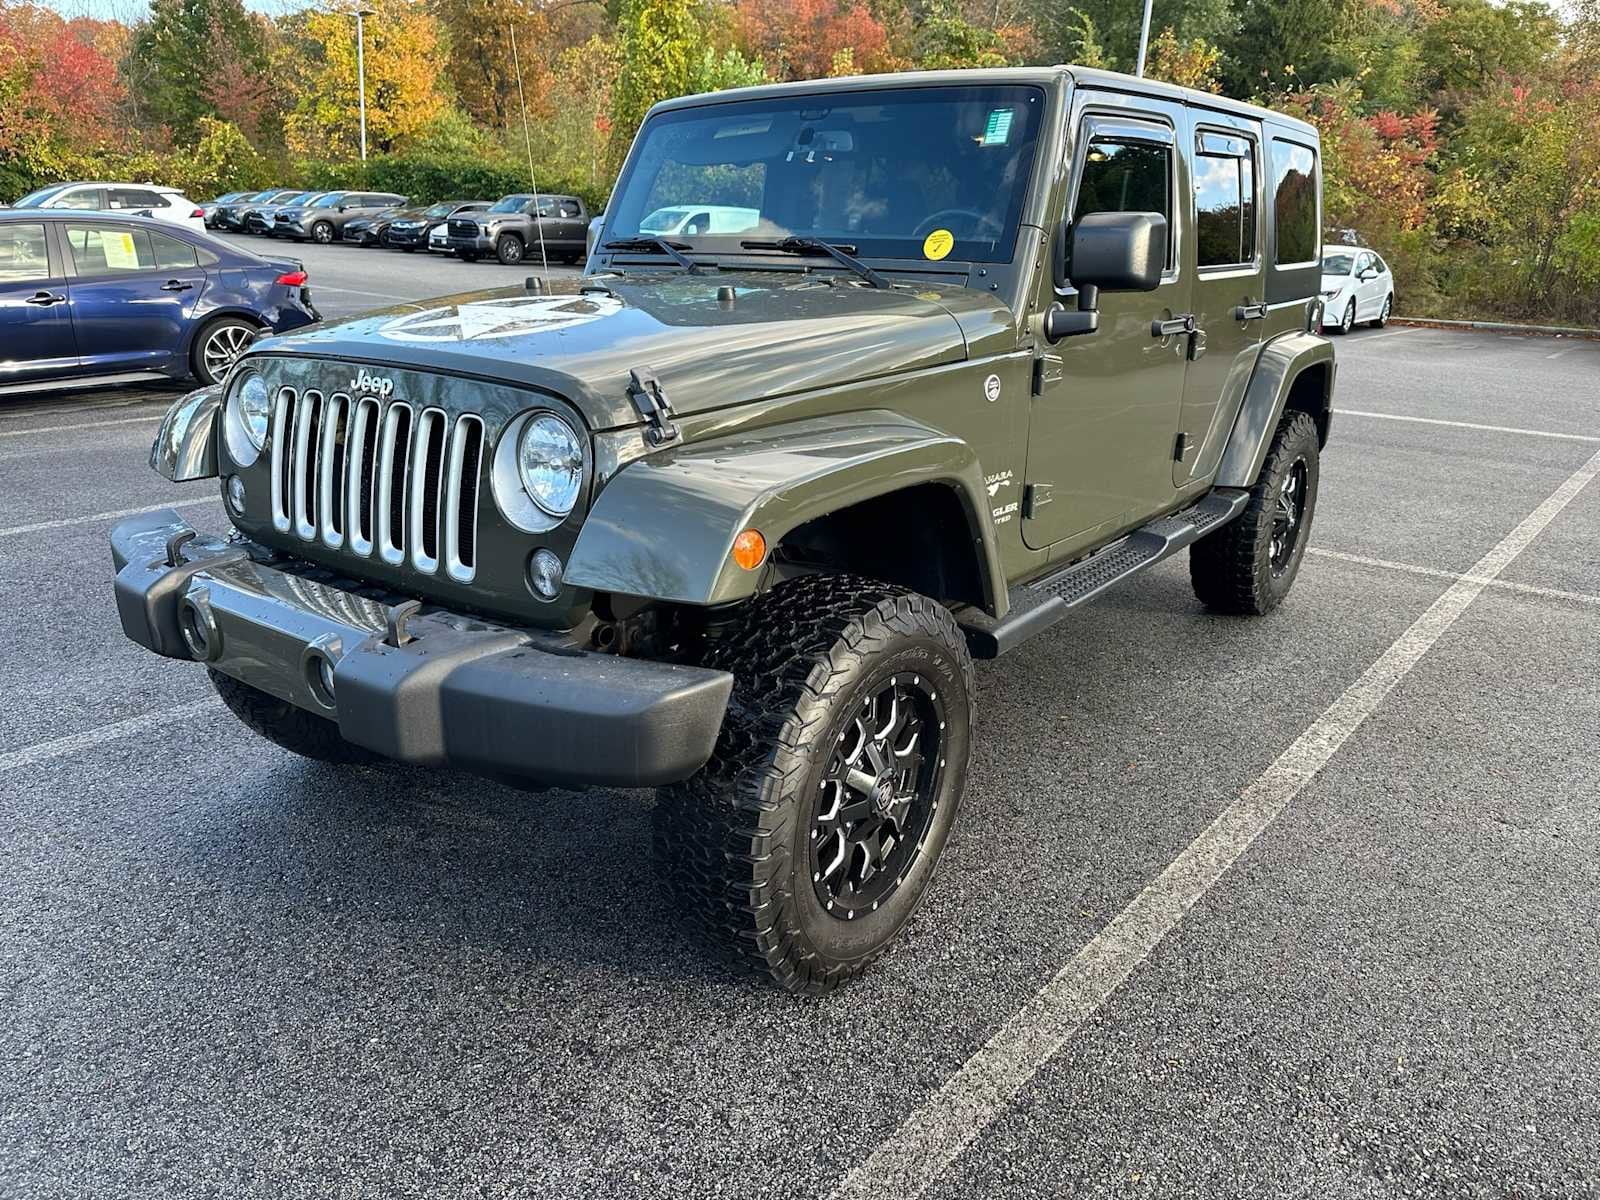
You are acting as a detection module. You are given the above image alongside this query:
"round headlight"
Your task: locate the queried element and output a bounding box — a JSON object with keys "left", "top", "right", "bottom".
{"left": 517, "top": 414, "right": 583, "bottom": 517}
{"left": 237, "top": 374, "right": 270, "bottom": 449}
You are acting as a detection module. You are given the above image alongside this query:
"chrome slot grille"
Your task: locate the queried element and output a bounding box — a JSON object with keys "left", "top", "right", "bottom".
{"left": 267, "top": 386, "right": 481, "bottom": 582}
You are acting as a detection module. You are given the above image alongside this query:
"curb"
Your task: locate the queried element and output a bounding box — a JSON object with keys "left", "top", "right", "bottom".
{"left": 1391, "top": 316, "right": 1600, "bottom": 340}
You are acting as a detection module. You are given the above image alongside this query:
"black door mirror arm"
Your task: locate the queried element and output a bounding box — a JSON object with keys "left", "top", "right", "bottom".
{"left": 1045, "top": 284, "right": 1100, "bottom": 342}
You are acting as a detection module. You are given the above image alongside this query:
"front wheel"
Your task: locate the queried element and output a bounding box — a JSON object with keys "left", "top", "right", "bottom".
{"left": 1333, "top": 298, "right": 1356, "bottom": 335}
{"left": 654, "top": 574, "right": 975, "bottom": 995}
{"left": 495, "top": 234, "right": 524, "bottom": 265}
{"left": 1189, "top": 411, "right": 1321, "bottom": 615}
{"left": 1373, "top": 294, "right": 1393, "bottom": 328}
{"left": 311, "top": 221, "right": 334, "bottom": 245}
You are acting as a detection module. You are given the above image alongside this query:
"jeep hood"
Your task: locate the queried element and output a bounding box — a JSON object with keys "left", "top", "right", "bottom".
{"left": 250, "top": 273, "right": 1013, "bottom": 431}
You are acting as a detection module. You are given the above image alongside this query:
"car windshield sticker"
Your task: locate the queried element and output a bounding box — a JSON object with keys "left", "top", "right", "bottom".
{"left": 103, "top": 231, "right": 139, "bottom": 270}
{"left": 981, "top": 108, "right": 1014, "bottom": 146}
{"left": 922, "top": 229, "right": 954, "bottom": 261}
{"left": 377, "top": 295, "right": 623, "bottom": 342}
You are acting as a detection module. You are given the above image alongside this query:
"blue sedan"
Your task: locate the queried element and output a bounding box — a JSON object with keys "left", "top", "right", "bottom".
{"left": 0, "top": 210, "right": 320, "bottom": 396}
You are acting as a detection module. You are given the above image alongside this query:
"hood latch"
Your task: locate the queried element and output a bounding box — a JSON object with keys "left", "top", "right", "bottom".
{"left": 627, "top": 367, "right": 680, "bottom": 448}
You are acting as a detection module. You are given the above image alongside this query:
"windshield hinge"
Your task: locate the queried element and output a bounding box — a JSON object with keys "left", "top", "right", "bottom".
{"left": 627, "top": 367, "right": 680, "bottom": 448}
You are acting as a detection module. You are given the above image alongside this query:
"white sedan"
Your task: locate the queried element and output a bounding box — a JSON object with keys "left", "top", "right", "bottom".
{"left": 1321, "top": 247, "right": 1394, "bottom": 334}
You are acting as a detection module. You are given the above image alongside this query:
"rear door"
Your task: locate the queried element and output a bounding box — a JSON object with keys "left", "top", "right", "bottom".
{"left": 1023, "top": 95, "right": 1191, "bottom": 552}
{"left": 0, "top": 220, "right": 79, "bottom": 385}
{"left": 1174, "top": 111, "right": 1267, "bottom": 488}
{"left": 61, "top": 221, "right": 205, "bottom": 371}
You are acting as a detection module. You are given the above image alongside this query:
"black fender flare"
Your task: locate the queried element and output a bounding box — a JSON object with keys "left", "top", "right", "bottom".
{"left": 1215, "top": 331, "right": 1336, "bottom": 488}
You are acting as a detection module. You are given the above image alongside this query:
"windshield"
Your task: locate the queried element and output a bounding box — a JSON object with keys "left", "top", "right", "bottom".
{"left": 307, "top": 192, "right": 342, "bottom": 207}
{"left": 1322, "top": 252, "right": 1355, "bottom": 274}
{"left": 13, "top": 185, "right": 68, "bottom": 208}
{"left": 490, "top": 195, "right": 533, "bottom": 213}
{"left": 607, "top": 85, "right": 1045, "bottom": 264}
{"left": 423, "top": 203, "right": 455, "bottom": 218}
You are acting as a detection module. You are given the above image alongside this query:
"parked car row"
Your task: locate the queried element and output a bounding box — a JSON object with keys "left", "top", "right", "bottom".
{"left": 0, "top": 210, "right": 318, "bottom": 396}
{"left": 203, "top": 187, "right": 597, "bottom": 266}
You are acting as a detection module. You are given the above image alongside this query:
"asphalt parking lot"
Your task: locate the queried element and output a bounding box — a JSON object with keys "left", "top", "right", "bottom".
{"left": 3, "top": 319, "right": 1599, "bottom": 1198}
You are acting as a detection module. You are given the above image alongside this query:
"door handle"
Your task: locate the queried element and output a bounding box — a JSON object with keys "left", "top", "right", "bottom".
{"left": 1233, "top": 302, "right": 1269, "bottom": 321}
{"left": 161, "top": 279, "right": 195, "bottom": 291}
{"left": 25, "top": 291, "right": 66, "bottom": 306}
{"left": 1152, "top": 314, "right": 1196, "bottom": 338}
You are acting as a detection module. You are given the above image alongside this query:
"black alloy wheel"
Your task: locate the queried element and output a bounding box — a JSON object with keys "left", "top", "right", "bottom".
{"left": 811, "top": 673, "right": 945, "bottom": 919}
{"left": 496, "top": 234, "right": 525, "bottom": 265}
{"left": 1269, "top": 458, "right": 1309, "bottom": 575}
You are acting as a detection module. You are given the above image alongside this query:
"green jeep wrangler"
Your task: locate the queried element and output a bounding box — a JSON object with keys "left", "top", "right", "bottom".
{"left": 113, "top": 67, "right": 1333, "bottom": 994}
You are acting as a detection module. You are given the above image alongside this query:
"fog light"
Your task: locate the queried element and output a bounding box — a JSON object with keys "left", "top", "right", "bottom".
{"left": 528, "top": 548, "right": 564, "bottom": 599}
{"left": 226, "top": 474, "right": 247, "bottom": 515}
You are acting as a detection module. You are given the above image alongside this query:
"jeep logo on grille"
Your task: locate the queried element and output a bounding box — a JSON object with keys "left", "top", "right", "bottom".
{"left": 349, "top": 369, "right": 395, "bottom": 398}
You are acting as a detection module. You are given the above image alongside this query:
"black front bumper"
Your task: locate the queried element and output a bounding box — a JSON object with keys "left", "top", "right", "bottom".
{"left": 110, "top": 510, "right": 733, "bottom": 788}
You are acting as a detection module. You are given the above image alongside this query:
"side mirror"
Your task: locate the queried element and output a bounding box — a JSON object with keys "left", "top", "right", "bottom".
{"left": 1045, "top": 212, "right": 1167, "bottom": 342}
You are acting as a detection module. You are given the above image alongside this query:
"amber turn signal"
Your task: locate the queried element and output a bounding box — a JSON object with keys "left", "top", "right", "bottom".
{"left": 732, "top": 529, "right": 766, "bottom": 571}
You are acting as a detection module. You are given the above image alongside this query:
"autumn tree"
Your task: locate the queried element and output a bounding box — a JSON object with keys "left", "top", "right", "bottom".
{"left": 1146, "top": 27, "right": 1224, "bottom": 91}
{"left": 607, "top": 0, "right": 698, "bottom": 172}
{"left": 127, "top": 0, "right": 270, "bottom": 138}
{"left": 279, "top": 0, "right": 450, "bottom": 159}
{"left": 734, "top": 0, "right": 891, "bottom": 80}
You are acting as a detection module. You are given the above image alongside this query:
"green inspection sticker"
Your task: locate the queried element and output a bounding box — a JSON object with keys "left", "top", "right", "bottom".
{"left": 981, "top": 108, "right": 1014, "bottom": 146}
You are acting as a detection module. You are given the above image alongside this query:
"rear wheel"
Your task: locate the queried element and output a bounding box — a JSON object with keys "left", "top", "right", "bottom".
{"left": 1190, "top": 411, "right": 1320, "bottom": 615}
{"left": 191, "top": 315, "right": 259, "bottom": 385}
{"left": 208, "top": 669, "right": 378, "bottom": 765}
{"left": 654, "top": 574, "right": 974, "bottom": 994}
{"left": 495, "top": 233, "right": 525, "bottom": 265}
{"left": 311, "top": 221, "right": 334, "bottom": 245}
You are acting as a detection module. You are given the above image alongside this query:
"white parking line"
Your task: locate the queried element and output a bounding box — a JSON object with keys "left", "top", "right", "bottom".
{"left": 313, "top": 284, "right": 414, "bottom": 301}
{"left": 832, "top": 445, "right": 1600, "bottom": 1200}
{"left": 1350, "top": 329, "right": 1411, "bottom": 342}
{"left": 1309, "top": 547, "right": 1600, "bottom": 608}
{"left": 1339, "top": 409, "right": 1600, "bottom": 444}
{"left": 0, "top": 496, "right": 216, "bottom": 538}
{"left": 0, "top": 699, "right": 221, "bottom": 773}
{"left": 0, "top": 414, "right": 164, "bottom": 439}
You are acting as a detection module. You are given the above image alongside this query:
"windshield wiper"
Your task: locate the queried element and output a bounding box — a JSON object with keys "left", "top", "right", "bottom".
{"left": 740, "top": 237, "right": 891, "bottom": 289}
{"left": 603, "top": 236, "right": 701, "bottom": 271}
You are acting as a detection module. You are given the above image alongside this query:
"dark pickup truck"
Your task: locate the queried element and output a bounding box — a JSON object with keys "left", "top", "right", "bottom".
{"left": 446, "top": 193, "right": 590, "bottom": 265}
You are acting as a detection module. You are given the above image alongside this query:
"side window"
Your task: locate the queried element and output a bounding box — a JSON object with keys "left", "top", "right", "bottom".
{"left": 1071, "top": 137, "right": 1174, "bottom": 271}
{"left": 107, "top": 188, "right": 156, "bottom": 211}
{"left": 560, "top": 200, "right": 581, "bottom": 218}
{"left": 66, "top": 225, "right": 156, "bottom": 274}
{"left": 1271, "top": 138, "right": 1319, "bottom": 267}
{"left": 0, "top": 223, "right": 51, "bottom": 284}
{"left": 1193, "top": 131, "right": 1257, "bottom": 268}
{"left": 150, "top": 231, "right": 198, "bottom": 269}
{"left": 1355, "top": 252, "right": 1372, "bottom": 276}
{"left": 48, "top": 188, "right": 102, "bottom": 210}
{"left": 1372, "top": 254, "right": 1388, "bottom": 275}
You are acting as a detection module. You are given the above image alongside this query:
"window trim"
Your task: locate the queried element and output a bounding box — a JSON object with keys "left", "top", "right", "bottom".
{"left": 1066, "top": 112, "right": 1181, "bottom": 285}
{"left": 1192, "top": 123, "right": 1261, "bottom": 275}
{"left": 1269, "top": 136, "right": 1321, "bottom": 270}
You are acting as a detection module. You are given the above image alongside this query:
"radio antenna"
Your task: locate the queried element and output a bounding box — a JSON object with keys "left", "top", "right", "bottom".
{"left": 509, "top": 22, "right": 551, "bottom": 282}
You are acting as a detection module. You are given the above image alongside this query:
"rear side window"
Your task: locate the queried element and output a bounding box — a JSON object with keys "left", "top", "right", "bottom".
{"left": 66, "top": 225, "right": 156, "bottom": 273}
{"left": 1271, "top": 139, "right": 1318, "bottom": 266}
{"left": 151, "top": 231, "right": 198, "bottom": 269}
{"left": 0, "top": 223, "right": 50, "bottom": 283}
{"left": 107, "top": 188, "right": 163, "bottom": 210}
{"left": 1072, "top": 138, "right": 1174, "bottom": 274}
{"left": 1194, "top": 132, "right": 1256, "bottom": 267}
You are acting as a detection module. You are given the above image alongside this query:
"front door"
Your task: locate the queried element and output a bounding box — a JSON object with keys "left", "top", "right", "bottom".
{"left": 1023, "top": 96, "right": 1191, "bottom": 552}
{"left": 0, "top": 220, "right": 79, "bottom": 385}
{"left": 61, "top": 221, "right": 207, "bottom": 373}
{"left": 1175, "top": 112, "right": 1268, "bottom": 487}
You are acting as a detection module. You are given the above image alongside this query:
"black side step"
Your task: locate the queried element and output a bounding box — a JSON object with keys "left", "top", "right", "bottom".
{"left": 959, "top": 488, "right": 1250, "bottom": 659}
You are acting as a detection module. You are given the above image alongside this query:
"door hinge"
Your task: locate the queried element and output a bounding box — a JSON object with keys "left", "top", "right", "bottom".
{"left": 1174, "top": 432, "right": 1195, "bottom": 462}
{"left": 1023, "top": 482, "right": 1053, "bottom": 519}
{"left": 626, "top": 366, "right": 680, "bottom": 447}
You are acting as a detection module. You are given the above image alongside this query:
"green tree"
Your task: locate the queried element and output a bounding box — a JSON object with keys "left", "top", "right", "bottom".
{"left": 914, "top": 1, "right": 1009, "bottom": 68}
{"left": 1417, "top": 0, "right": 1559, "bottom": 97}
{"left": 1026, "top": 0, "right": 1233, "bottom": 74}
{"left": 607, "top": 0, "right": 699, "bottom": 173}
{"left": 127, "top": 0, "right": 268, "bottom": 138}
{"left": 1221, "top": 0, "right": 1346, "bottom": 95}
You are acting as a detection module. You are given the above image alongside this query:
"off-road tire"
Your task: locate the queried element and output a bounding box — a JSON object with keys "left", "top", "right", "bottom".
{"left": 1190, "top": 411, "right": 1320, "bottom": 615}
{"left": 654, "top": 574, "right": 975, "bottom": 995}
{"left": 208, "top": 668, "right": 378, "bottom": 765}
{"left": 495, "top": 234, "right": 525, "bottom": 265}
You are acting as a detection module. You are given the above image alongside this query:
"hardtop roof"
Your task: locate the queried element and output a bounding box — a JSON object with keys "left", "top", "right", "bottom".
{"left": 649, "top": 64, "right": 1317, "bottom": 139}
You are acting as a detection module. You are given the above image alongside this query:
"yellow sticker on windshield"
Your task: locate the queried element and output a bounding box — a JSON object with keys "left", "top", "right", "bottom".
{"left": 922, "top": 229, "right": 954, "bottom": 261}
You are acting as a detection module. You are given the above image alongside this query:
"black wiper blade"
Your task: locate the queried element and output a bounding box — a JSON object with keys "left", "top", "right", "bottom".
{"left": 740, "top": 236, "right": 891, "bottom": 289}
{"left": 603, "top": 236, "right": 700, "bottom": 271}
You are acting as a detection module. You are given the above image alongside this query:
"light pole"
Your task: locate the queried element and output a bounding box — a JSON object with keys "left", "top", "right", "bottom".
{"left": 353, "top": 8, "right": 375, "bottom": 162}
